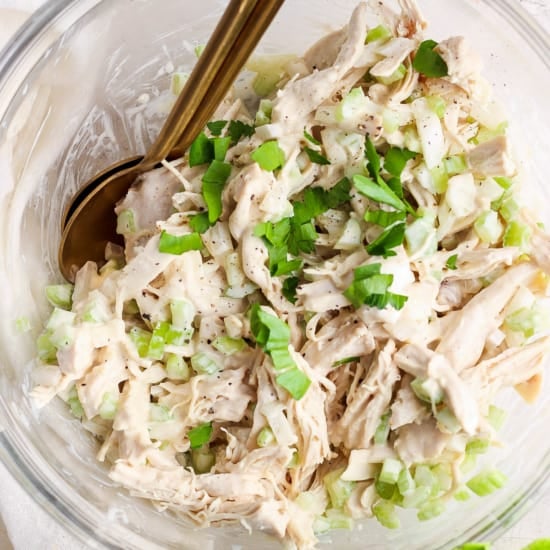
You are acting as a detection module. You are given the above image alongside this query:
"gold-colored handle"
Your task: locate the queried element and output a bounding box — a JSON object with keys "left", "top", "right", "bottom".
{"left": 142, "top": 0, "right": 285, "bottom": 168}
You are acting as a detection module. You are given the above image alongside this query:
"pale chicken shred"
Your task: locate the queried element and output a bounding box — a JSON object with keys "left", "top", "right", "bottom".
{"left": 32, "top": 1, "right": 550, "bottom": 548}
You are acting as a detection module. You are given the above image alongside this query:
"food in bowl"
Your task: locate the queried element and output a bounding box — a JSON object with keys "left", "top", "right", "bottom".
{"left": 30, "top": 0, "right": 550, "bottom": 547}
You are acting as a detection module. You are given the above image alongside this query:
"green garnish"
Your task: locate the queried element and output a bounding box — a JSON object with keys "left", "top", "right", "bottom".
{"left": 366, "top": 24, "right": 392, "bottom": 44}
{"left": 189, "top": 132, "right": 214, "bottom": 167}
{"left": 249, "top": 304, "right": 311, "bottom": 400}
{"left": 344, "top": 263, "right": 408, "bottom": 310}
{"left": 228, "top": 120, "right": 255, "bottom": 143}
{"left": 466, "top": 468, "right": 507, "bottom": 496}
{"left": 189, "top": 211, "right": 212, "bottom": 234}
{"left": 188, "top": 422, "right": 213, "bottom": 449}
{"left": 366, "top": 222, "right": 406, "bottom": 257}
{"left": 384, "top": 147, "right": 417, "bottom": 178}
{"left": 251, "top": 140, "right": 286, "bottom": 171}
{"left": 202, "top": 159, "right": 232, "bottom": 223}
{"left": 353, "top": 174, "right": 407, "bottom": 212}
{"left": 212, "top": 136, "right": 231, "bottom": 161}
{"left": 303, "top": 129, "right": 321, "bottom": 146}
{"left": 282, "top": 276, "right": 300, "bottom": 303}
{"left": 446, "top": 254, "right": 458, "bottom": 270}
{"left": 412, "top": 40, "right": 449, "bottom": 78}
{"left": 303, "top": 146, "right": 331, "bottom": 165}
{"left": 207, "top": 120, "right": 227, "bottom": 136}
{"left": 332, "top": 356, "right": 360, "bottom": 367}
{"left": 158, "top": 231, "right": 203, "bottom": 255}
{"left": 364, "top": 209, "right": 407, "bottom": 227}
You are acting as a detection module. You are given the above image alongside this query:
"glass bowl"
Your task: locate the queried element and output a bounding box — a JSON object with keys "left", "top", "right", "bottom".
{"left": 0, "top": 0, "right": 548, "bottom": 548}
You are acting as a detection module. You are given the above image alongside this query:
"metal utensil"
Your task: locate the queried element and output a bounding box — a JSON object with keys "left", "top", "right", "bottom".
{"left": 59, "top": 0, "right": 284, "bottom": 281}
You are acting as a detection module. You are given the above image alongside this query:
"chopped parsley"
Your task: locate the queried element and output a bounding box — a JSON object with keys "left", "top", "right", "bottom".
{"left": 158, "top": 231, "right": 203, "bottom": 255}
{"left": 446, "top": 254, "right": 458, "bottom": 270}
{"left": 412, "top": 40, "right": 449, "bottom": 78}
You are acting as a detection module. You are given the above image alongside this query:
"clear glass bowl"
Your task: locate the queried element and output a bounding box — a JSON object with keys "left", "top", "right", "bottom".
{"left": 0, "top": 1, "right": 548, "bottom": 548}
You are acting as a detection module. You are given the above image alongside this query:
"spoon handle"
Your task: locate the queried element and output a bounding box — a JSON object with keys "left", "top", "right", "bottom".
{"left": 142, "top": 0, "right": 284, "bottom": 169}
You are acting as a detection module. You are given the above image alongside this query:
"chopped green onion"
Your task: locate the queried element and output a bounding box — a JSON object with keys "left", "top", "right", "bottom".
{"left": 366, "top": 24, "right": 392, "bottom": 43}
{"left": 275, "top": 369, "right": 312, "bottom": 401}
{"left": 323, "top": 467, "right": 355, "bottom": 509}
{"left": 466, "top": 468, "right": 507, "bottom": 496}
{"left": 165, "top": 354, "right": 190, "bottom": 381}
{"left": 251, "top": 140, "right": 286, "bottom": 171}
{"left": 116, "top": 209, "right": 136, "bottom": 235}
{"left": 188, "top": 422, "right": 213, "bottom": 449}
{"left": 202, "top": 159, "right": 232, "bottom": 223}
{"left": 374, "top": 411, "right": 391, "bottom": 444}
{"left": 412, "top": 40, "right": 449, "bottom": 78}
{"left": 372, "top": 500, "right": 400, "bottom": 529}
{"left": 446, "top": 254, "right": 458, "bottom": 270}
{"left": 189, "top": 132, "right": 213, "bottom": 167}
{"left": 256, "top": 426, "right": 275, "bottom": 447}
{"left": 191, "top": 352, "right": 220, "bottom": 375}
{"left": 379, "top": 458, "right": 403, "bottom": 485}
{"left": 158, "top": 231, "right": 203, "bottom": 255}
{"left": 45, "top": 284, "right": 74, "bottom": 310}
{"left": 99, "top": 392, "right": 118, "bottom": 420}
{"left": 303, "top": 146, "right": 331, "bottom": 165}
{"left": 212, "top": 336, "right": 246, "bottom": 355}
{"left": 332, "top": 356, "right": 360, "bottom": 367}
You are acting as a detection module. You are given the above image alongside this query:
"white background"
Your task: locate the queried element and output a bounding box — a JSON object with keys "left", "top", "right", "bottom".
{"left": 0, "top": 0, "right": 549, "bottom": 548}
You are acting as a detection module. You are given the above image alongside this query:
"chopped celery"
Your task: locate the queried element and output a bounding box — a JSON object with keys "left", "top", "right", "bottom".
{"left": 49, "top": 325, "right": 75, "bottom": 350}
{"left": 67, "top": 386, "right": 84, "bottom": 419}
{"left": 194, "top": 44, "right": 205, "bottom": 57}
{"left": 45, "top": 284, "right": 73, "bottom": 310}
{"left": 376, "top": 64, "right": 407, "bottom": 86}
{"left": 405, "top": 212, "right": 437, "bottom": 257}
{"left": 46, "top": 307, "right": 76, "bottom": 331}
{"left": 382, "top": 109, "right": 401, "bottom": 134}
{"left": 336, "top": 87, "right": 367, "bottom": 122}
{"left": 15, "top": 316, "right": 31, "bottom": 333}
{"left": 435, "top": 406, "right": 461, "bottom": 433}
{"left": 171, "top": 72, "right": 189, "bottom": 95}
{"left": 417, "top": 499, "right": 445, "bottom": 521}
{"left": 401, "top": 485, "right": 431, "bottom": 508}
{"left": 36, "top": 331, "right": 57, "bottom": 363}
{"left": 455, "top": 544, "right": 491, "bottom": 550}
{"left": 521, "top": 539, "right": 550, "bottom": 550}
{"left": 426, "top": 95, "right": 446, "bottom": 118}
{"left": 474, "top": 211, "right": 503, "bottom": 244}
{"left": 379, "top": 458, "right": 403, "bottom": 485}
{"left": 129, "top": 326, "right": 152, "bottom": 358}
{"left": 191, "top": 352, "right": 220, "bottom": 375}
{"left": 504, "top": 302, "right": 550, "bottom": 339}
{"left": 410, "top": 377, "right": 444, "bottom": 405}
{"left": 191, "top": 447, "right": 215, "bottom": 473}
{"left": 366, "top": 24, "right": 392, "bottom": 43}
{"left": 476, "top": 121, "right": 508, "bottom": 143}
{"left": 494, "top": 176, "right": 514, "bottom": 190}
{"left": 287, "top": 449, "right": 299, "bottom": 469}
{"left": 256, "top": 426, "right": 275, "bottom": 447}
{"left": 375, "top": 477, "right": 396, "bottom": 500}
{"left": 499, "top": 195, "right": 519, "bottom": 222}
{"left": 372, "top": 500, "right": 400, "bottom": 529}
{"left": 374, "top": 411, "right": 391, "bottom": 444}
{"left": 429, "top": 163, "right": 449, "bottom": 193}
{"left": 212, "top": 336, "right": 246, "bottom": 355}
{"left": 149, "top": 403, "right": 172, "bottom": 422}
{"left": 397, "top": 467, "right": 416, "bottom": 496}
{"left": 188, "top": 422, "right": 213, "bottom": 449}
{"left": 444, "top": 155, "right": 467, "bottom": 176}
{"left": 116, "top": 209, "right": 136, "bottom": 235}
{"left": 147, "top": 321, "right": 170, "bottom": 360}
{"left": 414, "top": 465, "right": 437, "bottom": 489}
{"left": 334, "top": 217, "right": 362, "bottom": 250}
{"left": 165, "top": 354, "right": 190, "bottom": 381}
{"left": 255, "top": 99, "right": 273, "bottom": 126}
{"left": 431, "top": 464, "right": 452, "bottom": 492}
{"left": 453, "top": 486, "right": 472, "bottom": 501}
{"left": 503, "top": 220, "right": 531, "bottom": 250}
{"left": 487, "top": 404, "right": 507, "bottom": 431}
{"left": 323, "top": 509, "right": 354, "bottom": 530}
{"left": 99, "top": 392, "right": 118, "bottom": 420}
{"left": 460, "top": 454, "right": 477, "bottom": 474}
{"left": 170, "top": 299, "right": 195, "bottom": 335}
{"left": 323, "top": 467, "right": 355, "bottom": 509}
{"left": 251, "top": 140, "right": 285, "bottom": 171}
{"left": 466, "top": 438, "right": 490, "bottom": 455}
{"left": 466, "top": 468, "right": 507, "bottom": 496}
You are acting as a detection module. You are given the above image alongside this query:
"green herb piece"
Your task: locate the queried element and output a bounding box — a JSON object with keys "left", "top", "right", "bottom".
{"left": 158, "top": 231, "right": 203, "bottom": 255}
{"left": 303, "top": 129, "right": 321, "bottom": 146}
{"left": 212, "top": 136, "right": 231, "bottom": 161}
{"left": 384, "top": 147, "right": 417, "bottom": 178}
{"left": 366, "top": 222, "right": 406, "bottom": 257}
{"left": 304, "top": 146, "right": 331, "bottom": 165}
{"left": 251, "top": 140, "right": 286, "bottom": 171}
{"left": 332, "top": 356, "right": 360, "bottom": 367}
{"left": 188, "top": 422, "right": 213, "bottom": 449}
{"left": 365, "top": 135, "right": 381, "bottom": 179}
{"left": 189, "top": 132, "right": 213, "bottom": 167}
{"left": 353, "top": 174, "right": 407, "bottom": 212}
{"left": 202, "top": 159, "right": 232, "bottom": 223}
{"left": 364, "top": 209, "right": 407, "bottom": 227}
{"left": 412, "top": 40, "right": 449, "bottom": 78}
{"left": 228, "top": 120, "right": 255, "bottom": 143}
{"left": 446, "top": 254, "right": 458, "bottom": 270}
{"left": 282, "top": 276, "right": 299, "bottom": 304}
{"left": 366, "top": 24, "right": 392, "bottom": 43}
{"left": 189, "top": 211, "right": 212, "bottom": 234}
{"left": 207, "top": 120, "right": 227, "bottom": 136}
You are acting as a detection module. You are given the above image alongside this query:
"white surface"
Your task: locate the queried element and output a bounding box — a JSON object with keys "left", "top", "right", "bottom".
{"left": 0, "top": 0, "right": 549, "bottom": 549}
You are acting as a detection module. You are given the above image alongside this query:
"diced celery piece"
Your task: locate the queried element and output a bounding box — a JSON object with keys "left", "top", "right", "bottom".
{"left": 165, "top": 354, "right": 190, "bottom": 381}
{"left": 171, "top": 72, "right": 189, "bottom": 96}
{"left": 460, "top": 453, "right": 477, "bottom": 474}
{"left": 312, "top": 515, "right": 331, "bottom": 534}
{"left": 46, "top": 308, "right": 76, "bottom": 331}
{"left": 487, "top": 405, "right": 507, "bottom": 431}
{"left": 323, "top": 508, "right": 354, "bottom": 530}
{"left": 334, "top": 217, "right": 362, "bottom": 250}
{"left": 255, "top": 98, "right": 273, "bottom": 126}
{"left": 377, "top": 64, "right": 407, "bottom": 86}
{"left": 256, "top": 426, "right": 275, "bottom": 448}
{"left": 170, "top": 299, "right": 195, "bottom": 335}
{"left": 494, "top": 176, "right": 514, "bottom": 190}
{"left": 444, "top": 155, "right": 467, "bottom": 176}
{"left": 474, "top": 210, "right": 503, "bottom": 244}
{"left": 466, "top": 468, "right": 507, "bottom": 496}
{"left": 405, "top": 213, "right": 438, "bottom": 257}
{"left": 435, "top": 407, "right": 461, "bottom": 433}
{"left": 456, "top": 543, "right": 491, "bottom": 550}
{"left": 430, "top": 163, "right": 449, "bottom": 193}
{"left": 116, "top": 209, "right": 136, "bottom": 235}
{"left": 129, "top": 326, "right": 152, "bottom": 358}
{"left": 499, "top": 195, "right": 519, "bottom": 222}
{"left": 366, "top": 24, "right": 392, "bottom": 43}
{"left": 149, "top": 403, "right": 172, "bottom": 422}
{"left": 411, "top": 377, "right": 444, "bottom": 405}
{"left": 379, "top": 458, "right": 403, "bottom": 485}
{"left": 453, "top": 486, "right": 472, "bottom": 501}
{"left": 212, "top": 336, "right": 246, "bottom": 355}
{"left": 521, "top": 539, "right": 550, "bottom": 550}
{"left": 466, "top": 438, "right": 490, "bottom": 455}
{"left": 374, "top": 411, "right": 391, "bottom": 444}
{"left": 382, "top": 109, "right": 401, "bottom": 134}
{"left": 323, "top": 467, "right": 355, "bottom": 509}
{"left": 191, "top": 352, "right": 220, "bottom": 375}
{"left": 287, "top": 449, "right": 299, "bottom": 469}
{"left": 375, "top": 478, "right": 396, "bottom": 500}
{"left": 431, "top": 464, "right": 452, "bottom": 492}
{"left": 67, "top": 386, "right": 84, "bottom": 419}
{"left": 414, "top": 465, "right": 437, "bottom": 488}
{"left": 336, "top": 87, "right": 367, "bottom": 122}
{"left": 401, "top": 485, "right": 431, "bottom": 508}
{"left": 372, "top": 500, "right": 400, "bottom": 529}
{"left": 503, "top": 220, "right": 531, "bottom": 250}
{"left": 45, "top": 284, "right": 74, "bottom": 310}
{"left": 417, "top": 499, "right": 445, "bottom": 521}
{"left": 99, "top": 392, "right": 118, "bottom": 420}
{"left": 476, "top": 121, "right": 508, "bottom": 143}
{"left": 36, "top": 331, "right": 57, "bottom": 363}
{"left": 194, "top": 44, "right": 205, "bottom": 58}
{"left": 191, "top": 447, "right": 215, "bottom": 473}
{"left": 148, "top": 321, "right": 169, "bottom": 360}
{"left": 397, "top": 467, "right": 416, "bottom": 496}
{"left": 81, "top": 298, "right": 109, "bottom": 324}
{"left": 426, "top": 95, "right": 446, "bottom": 118}
{"left": 15, "top": 316, "right": 31, "bottom": 333}
{"left": 49, "top": 325, "right": 76, "bottom": 349}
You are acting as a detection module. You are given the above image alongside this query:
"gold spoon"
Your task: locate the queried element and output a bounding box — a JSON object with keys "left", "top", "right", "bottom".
{"left": 59, "top": 0, "right": 284, "bottom": 282}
